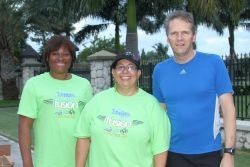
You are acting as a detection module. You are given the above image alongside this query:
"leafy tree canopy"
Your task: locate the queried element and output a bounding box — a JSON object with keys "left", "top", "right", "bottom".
{"left": 77, "top": 35, "right": 125, "bottom": 62}
{"left": 141, "top": 43, "right": 169, "bottom": 65}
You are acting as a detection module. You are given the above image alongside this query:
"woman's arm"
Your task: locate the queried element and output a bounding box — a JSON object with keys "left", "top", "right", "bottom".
{"left": 154, "top": 151, "right": 167, "bottom": 167}
{"left": 18, "top": 115, "right": 34, "bottom": 167}
{"left": 76, "top": 138, "right": 90, "bottom": 167}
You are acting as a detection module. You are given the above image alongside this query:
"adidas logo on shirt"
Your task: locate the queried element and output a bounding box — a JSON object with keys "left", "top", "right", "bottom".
{"left": 179, "top": 69, "right": 187, "bottom": 75}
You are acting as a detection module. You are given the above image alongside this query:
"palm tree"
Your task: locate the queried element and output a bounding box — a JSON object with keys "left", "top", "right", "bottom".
{"left": 24, "top": 0, "right": 79, "bottom": 42}
{"left": 74, "top": 0, "right": 126, "bottom": 52}
{"left": 186, "top": 0, "right": 250, "bottom": 59}
{"left": 75, "top": 0, "right": 181, "bottom": 56}
{"left": 152, "top": 43, "right": 169, "bottom": 58}
{"left": 125, "top": 0, "right": 181, "bottom": 57}
{"left": 24, "top": 0, "right": 181, "bottom": 57}
{"left": 0, "top": 0, "right": 26, "bottom": 99}
{"left": 125, "top": 0, "right": 138, "bottom": 56}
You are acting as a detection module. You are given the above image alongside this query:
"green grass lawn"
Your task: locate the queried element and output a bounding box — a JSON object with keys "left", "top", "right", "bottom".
{"left": 0, "top": 106, "right": 249, "bottom": 166}
{"left": 235, "top": 149, "right": 250, "bottom": 167}
{"left": 0, "top": 107, "right": 19, "bottom": 141}
{"left": 0, "top": 100, "right": 19, "bottom": 108}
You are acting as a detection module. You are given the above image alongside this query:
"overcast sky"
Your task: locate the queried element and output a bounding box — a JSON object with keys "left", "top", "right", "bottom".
{"left": 28, "top": 17, "right": 250, "bottom": 57}
{"left": 74, "top": 17, "right": 250, "bottom": 57}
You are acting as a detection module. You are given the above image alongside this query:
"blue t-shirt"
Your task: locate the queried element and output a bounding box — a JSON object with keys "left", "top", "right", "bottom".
{"left": 153, "top": 51, "right": 233, "bottom": 154}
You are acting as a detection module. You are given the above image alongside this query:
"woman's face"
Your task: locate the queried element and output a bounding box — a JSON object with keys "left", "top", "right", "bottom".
{"left": 47, "top": 46, "right": 72, "bottom": 79}
{"left": 112, "top": 59, "right": 141, "bottom": 90}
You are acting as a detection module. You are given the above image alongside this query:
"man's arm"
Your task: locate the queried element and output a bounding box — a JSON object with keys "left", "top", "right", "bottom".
{"left": 154, "top": 151, "right": 167, "bottom": 167}
{"left": 18, "top": 115, "right": 34, "bottom": 167}
{"left": 219, "top": 93, "right": 236, "bottom": 167}
{"left": 76, "top": 138, "right": 90, "bottom": 167}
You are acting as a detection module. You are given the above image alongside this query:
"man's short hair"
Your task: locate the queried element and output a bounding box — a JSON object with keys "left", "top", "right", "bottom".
{"left": 164, "top": 10, "right": 197, "bottom": 35}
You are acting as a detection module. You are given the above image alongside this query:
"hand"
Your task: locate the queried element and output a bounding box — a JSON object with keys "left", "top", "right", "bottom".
{"left": 220, "top": 153, "right": 234, "bottom": 167}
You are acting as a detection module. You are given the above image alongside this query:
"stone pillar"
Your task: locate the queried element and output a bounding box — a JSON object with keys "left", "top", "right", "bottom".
{"left": 21, "top": 58, "right": 41, "bottom": 91}
{"left": 87, "top": 50, "right": 116, "bottom": 94}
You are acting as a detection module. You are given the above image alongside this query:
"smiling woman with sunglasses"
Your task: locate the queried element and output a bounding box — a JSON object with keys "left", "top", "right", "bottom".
{"left": 75, "top": 52, "right": 171, "bottom": 167}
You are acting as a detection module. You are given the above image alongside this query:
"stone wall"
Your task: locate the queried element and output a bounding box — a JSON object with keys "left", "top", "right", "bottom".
{"left": 89, "top": 60, "right": 113, "bottom": 94}
{"left": 87, "top": 50, "right": 116, "bottom": 94}
{"left": 21, "top": 58, "right": 41, "bottom": 91}
{"left": 221, "top": 120, "right": 250, "bottom": 150}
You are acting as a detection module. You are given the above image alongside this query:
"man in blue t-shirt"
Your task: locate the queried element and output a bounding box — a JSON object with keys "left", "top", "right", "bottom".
{"left": 153, "top": 10, "right": 236, "bottom": 167}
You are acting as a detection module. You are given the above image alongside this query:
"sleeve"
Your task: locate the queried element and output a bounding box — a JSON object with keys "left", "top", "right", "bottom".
{"left": 84, "top": 80, "right": 93, "bottom": 103}
{"left": 74, "top": 99, "right": 95, "bottom": 138}
{"left": 17, "top": 79, "right": 38, "bottom": 119}
{"left": 150, "top": 100, "right": 171, "bottom": 155}
{"left": 214, "top": 56, "right": 234, "bottom": 96}
{"left": 152, "top": 65, "right": 164, "bottom": 103}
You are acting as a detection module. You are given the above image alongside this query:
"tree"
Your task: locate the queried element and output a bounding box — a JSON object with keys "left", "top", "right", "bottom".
{"left": 126, "top": 0, "right": 179, "bottom": 56}
{"left": 74, "top": 0, "right": 126, "bottom": 52}
{"left": 141, "top": 43, "right": 169, "bottom": 65}
{"left": 23, "top": 0, "right": 81, "bottom": 48}
{"left": 23, "top": 0, "right": 181, "bottom": 58}
{"left": 125, "top": 0, "right": 137, "bottom": 56}
{"left": 125, "top": 0, "right": 181, "bottom": 57}
{"left": 75, "top": 0, "right": 181, "bottom": 56}
{"left": 152, "top": 43, "right": 169, "bottom": 58}
{"left": 0, "top": 0, "right": 26, "bottom": 99}
{"left": 186, "top": 0, "right": 250, "bottom": 59}
{"left": 77, "top": 35, "right": 125, "bottom": 62}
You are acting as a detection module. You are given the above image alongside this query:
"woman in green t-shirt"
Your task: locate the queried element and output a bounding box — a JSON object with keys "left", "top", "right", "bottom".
{"left": 75, "top": 52, "right": 171, "bottom": 167}
{"left": 18, "top": 35, "right": 93, "bottom": 167}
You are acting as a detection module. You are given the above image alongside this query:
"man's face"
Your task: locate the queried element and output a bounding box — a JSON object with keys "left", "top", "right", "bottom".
{"left": 167, "top": 18, "right": 196, "bottom": 57}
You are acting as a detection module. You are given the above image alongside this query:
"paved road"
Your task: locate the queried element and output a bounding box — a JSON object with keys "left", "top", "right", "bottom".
{"left": 0, "top": 135, "right": 23, "bottom": 167}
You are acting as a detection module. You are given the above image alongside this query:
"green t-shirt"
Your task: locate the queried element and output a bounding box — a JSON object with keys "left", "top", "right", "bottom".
{"left": 18, "top": 72, "right": 93, "bottom": 167}
{"left": 75, "top": 88, "right": 171, "bottom": 167}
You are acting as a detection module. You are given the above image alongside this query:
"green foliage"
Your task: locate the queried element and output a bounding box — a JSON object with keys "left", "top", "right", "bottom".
{"left": 233, "top": 85, "right": 250, "bottom": 95}
{"left": 187, "top": 0, "right": 250, "bottom": 56}
{"left": 0, "top": 100, "right": 19, "bottom": 107}
{"left": 23, "top": 0, "right": 79, "bottom": 46}
{"left": 0, "top": 0, "right": 27, "bottom": 55}
{"left": 0, "top": 107, "right": 18, "bottom": 141}
{"left": 141, "top": 43, "right": 169, "bottom": 65}
{"left": 77, "top": 35, "right": 125, "bottom": 62}
{"left": 235, "top": 149, "right": 250, "bottom": 167}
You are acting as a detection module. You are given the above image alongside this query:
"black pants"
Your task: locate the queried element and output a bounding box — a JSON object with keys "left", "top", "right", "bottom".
{"left": 167, "top": 150, "right": 222, "bottom": 167}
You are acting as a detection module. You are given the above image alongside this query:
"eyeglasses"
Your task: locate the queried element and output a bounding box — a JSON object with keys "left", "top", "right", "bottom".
{"left": 115, "top": 65, "right": 138, "bottom": 73}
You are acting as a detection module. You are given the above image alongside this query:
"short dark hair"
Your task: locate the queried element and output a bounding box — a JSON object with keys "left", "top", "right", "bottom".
{"left": 164, "top": 10, "right": 197, "bottom": 35}
{"left": 43, "top": 35, "right": 76, "bottom": 71}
